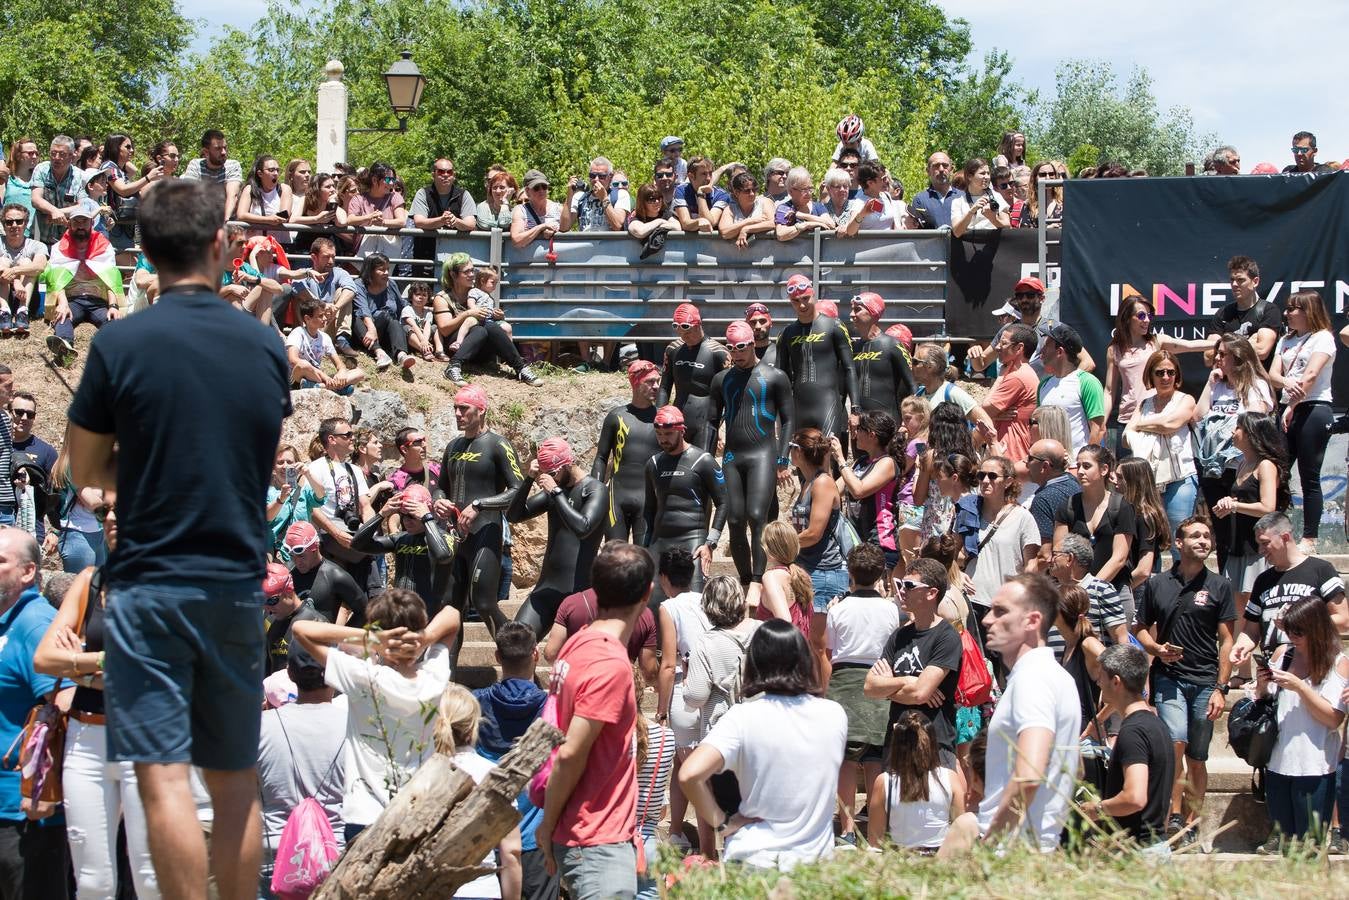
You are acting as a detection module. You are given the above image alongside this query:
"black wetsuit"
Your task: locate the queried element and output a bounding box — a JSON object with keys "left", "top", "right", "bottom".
{"left": 508, "top": 473, "right": 609, "bottom": 638}
{"left": 659, "top": 338, "right": 728, "bottom": 449}
{"left": 290, "top": 558, "right": 368, "bottom": 627}
{"left": 754, "top": 341, "right": 778, "bottom": 368}
{"left": 852, "top": 331, "right": 916, "bottom": 423}
{"left": 592, "top": 403, "right": 660, "bottom": 544}
{"left": 708, "top": 361, "right": 794, "bottom": 586}
{"left": 351, "top": 512, "right": 455, "bottom": 616}
{"left": 436, "top": 430, "right": 524, "bottom": 656}
{"left": 643, "top": 445, "right": 728, "bottom": 604}
{"left": 776, "top": 314, "right": 858, "bottom": 440}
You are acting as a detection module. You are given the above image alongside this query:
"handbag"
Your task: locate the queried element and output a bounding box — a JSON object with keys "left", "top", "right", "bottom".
{"left": 1227, "top": 696, "right": 1278, "bottom": 768}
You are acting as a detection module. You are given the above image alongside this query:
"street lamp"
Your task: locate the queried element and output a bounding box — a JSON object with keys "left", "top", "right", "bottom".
{"left": 350, "top": 50, "right": 426, "bottom": 134}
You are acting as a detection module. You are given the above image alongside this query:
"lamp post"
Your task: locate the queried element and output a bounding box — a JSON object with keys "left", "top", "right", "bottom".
{"left": 351, "top": 50, "right": 427, "bottom": 135}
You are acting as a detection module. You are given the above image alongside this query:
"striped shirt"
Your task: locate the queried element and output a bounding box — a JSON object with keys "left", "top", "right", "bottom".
{"left": 635, "top": 721, "right": 676, "bottom": 839}
{"left": 0, "top": 412, "right": 15, "bottom": 509}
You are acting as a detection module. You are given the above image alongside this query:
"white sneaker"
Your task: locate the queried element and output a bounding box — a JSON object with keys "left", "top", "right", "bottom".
{"left": 397, "top": 351, "right": 416, "bottom": 370}
{"left": 375, "top": 349, "right": 393, "bottom": 370}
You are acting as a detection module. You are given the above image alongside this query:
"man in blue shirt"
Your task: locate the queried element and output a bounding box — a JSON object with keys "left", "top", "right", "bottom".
{"left": 0, "top": 527, "right": 64, "bottom": 898}
{"left": 906, "top": 152, "right": 959, "bottom": 229}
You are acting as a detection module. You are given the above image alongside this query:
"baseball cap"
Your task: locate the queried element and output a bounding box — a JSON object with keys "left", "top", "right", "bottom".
{"left": 660, "top": 136, "right": 685, "bottom": 151}
{"left": 785, "top": 274, "right": 814, "bottom": 298}
{"left": 81, "top": 167, "right": 109, "bottom": 184}
{"left": 68, "top": 198, "right": 100, "bottom": 221}
{"left": 536, "top": 437, "right": 574, "bottom": 474}
{"left": 523, "top": 169, "right": 550, "bottom": 189}
{"left": 283, "top": 521, "right": 319, "bottom": 555}
{"left": 262, "top": 562, "right": 294, "bottom": 601}
{"left": 991, "top": 300, "right": 1019, "bottom": 318}
{"left": 1047, "top": 323, "right": 1084, "bottom": 358}
{"left": 654, "top": 405, "right": 685, "bottom": 428}
{"left": 851, "top": 292, "right": 885, "bottom": 320}
{"left": 1013, "top": 276, "right": 1045, "bottom": 295}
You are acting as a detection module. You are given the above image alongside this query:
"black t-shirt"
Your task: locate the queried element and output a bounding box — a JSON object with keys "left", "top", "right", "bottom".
{"left": 265, "top": 601, "right": 326, "bottom": 674}
{"left": 67, "top": 287, "right": 293, "bottom": 583}
{"left": 1208, "top": 300, "right": 1282, "bottom": 368}
{"left": 1104, "top": 709, "right": 1174, "bottom": 845}
{"left": 880, "top": 620, "right": 963, "bottom": 755}
{"left": 1245, "top": 557, "right": 1345, "bottom": 652}
{"left": 1135, "top": 567, "right": 1237, "bottom": 684}
{"left": 1054, "top": 493, "right": 1137, "bottom": 591}
{"left": 291, "top": 559, "right": 368, "bottom": 627}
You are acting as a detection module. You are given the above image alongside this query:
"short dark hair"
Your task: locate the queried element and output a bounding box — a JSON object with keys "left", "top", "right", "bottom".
{"left": 360, "top": 252, "right": 390, "bottom": 286}
{"left": 138, "top": 180, "right": 225, "bottom": 275}
{"left": 1008, "top": 573, "right": 1059, "bottom": 639}
{"left": 847, "top": 543, "right": 886, "bottom": 588}
{"left": 366, "top": 587, "right": 429, "bottom": 632}
{"left": 0, "top": 364, "right": 11, "bottom": 377}
{"left": 394, "top": 426, "right": 422, "bottom": 450}
{"left": 591, "top": 542, "right": 654, "bottom": 611}
{"left": 1175, "top": 516, "right": 1212, "bottom": 541}
{"left": 9, "top": 391, "right": 35, "bottom": 409}
{"left": 659, "top": 546, "right": 695, "bottom": 591}
{"left": 653, "top": 159, "right": 675, "bottom": 176}
{"left": 1, "top": 203, "right": 29, "bottom": 223}
{"left": 741, "top": 619, "right": 815, "bottom": 698}
{"left": 289, "top": 656, "right": 327, "bottom": 692}
{"left": 200, "top": 129, "right": 226, "bottom": 148}
{"left": 1228, "top": 255, "right": 1260, "bottom": 280}
{"left": 1098, "top": 644, "right": 1149, "bottom": 695}
{"left": 905, "top": 557, "right": 948, "bottom": 598}
{"left": 837, "top": 147, "right": 861, "bottom": 163}
{"left": 1004, "top": 322, "right": 1037, "bottom": 358}
{"left": 1293, "top": 130, "right": 1317, "bottom": 148}
{"left": 494, "top": 621, "right": 537, "bottom": 664}
{"left": 318, "top": 417, "right": 349, "bottom": 448}
{"left": 297, "top": 297, "right": 324, "bottom": 321}
{"left": 1254, "top": 511, "right": 1292, "bottom": 537}
{"left": 857, "top": 160, "right": 885, "bottom": 186}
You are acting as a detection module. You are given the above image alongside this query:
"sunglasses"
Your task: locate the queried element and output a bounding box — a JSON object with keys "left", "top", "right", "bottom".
{"left": 2, "top": 219, "right": 25, "bottom": 226}
{"left": 264, "top": 596, "right": 282, "bottom": 608}
{"left": 1292, "top": 147, "right": 1313, "bottom": 155}
{"left": 93, "top": 504, "right": 113, "bottom": 523}
{"left": 1014, "top": 291, "right": 1040, "bottom": 299}
{"left": 769, "top": 170, "right": 788, "bottom": 177}
{"left": 613, "top": 180, "right": 629, "bottom": 188}
{"left": 433, "top": 168, "right": 455, "bottom": 176}
{"left": 654, "top": 172, "right": 675, "bottom": 180}
{"left": 1026, "top": 453, "right": 1050, "bottom": 464}
{"left": 838, "top": 162, "right": 858, "bottom": 169}
{"left": 728, "top": 340, "right": 754, "bottom": 351}
{"left": 588, "top": 171, "right": 608, "bottom": 179}
{"left": 1152, "top": 368, "right": 1177, "bottom": 378}
{"left": 382, "top": 176, "right": 396, "bottom": 184}
{"left": 977, "top": 471, "right": 1002, "bottom": 481}
{"left": 332, "top": 430, "right": 353, "bottom": 438}
{"left": 1029, "top": 417, "right": 1040, "bottom": 426}
{"left": 9, "top": 409, "right": 36, "bottom": 420}
{"left": 1133, "top": 311, "right": 1150, "bottom": 320}
{"left": 995, "top": 181, "right": 1013, "bottom": 190}
{"left": 900, "top": 579, "right": 930, "bottom": 592}
{"left": 672, "top": 322, "right": 696, "bottom": 330}
{"left": 528, "top": 184, "right": 549, "bottom": 191}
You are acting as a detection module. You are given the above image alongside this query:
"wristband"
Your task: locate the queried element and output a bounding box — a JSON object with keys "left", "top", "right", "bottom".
{"left": 776, "top": 457, "right": 789, "bottom": 467}
{"left": 96, "top": 651, "right": 105, "bottom": 671}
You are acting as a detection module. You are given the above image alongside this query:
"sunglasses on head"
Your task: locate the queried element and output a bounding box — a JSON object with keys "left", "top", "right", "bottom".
{"left": 900, "top": 579, "right": 930, "bottom": 592}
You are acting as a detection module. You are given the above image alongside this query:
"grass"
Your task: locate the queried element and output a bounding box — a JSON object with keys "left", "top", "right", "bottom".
{"left": 653, "top": 842, "right": 1348, "bottom": 898}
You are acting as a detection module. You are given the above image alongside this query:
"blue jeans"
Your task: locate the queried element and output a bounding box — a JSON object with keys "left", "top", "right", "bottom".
{"left": 554, "top": 841, "right": 636, "bottom": 900}
{"left": 1161, "top": 474, "right": 1198, "bottom": 559}
{"left": 0, "top": 507, "right": 13, "bottom": 526}
{"left": 1151, "top": 673, "right": 1215, "bottom": 760}
{"left": 1266, "top": 769, "right": 1336, "bottom": 841}
{"left": 59, "top": 528, "right": 105, "bottom": 574}
{"left": 808, "top": 567, "right": 849, "bottom": 614}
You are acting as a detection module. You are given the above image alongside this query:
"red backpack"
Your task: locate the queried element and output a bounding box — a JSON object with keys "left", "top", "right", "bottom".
{"left": 954, "top": 628, "right": 993, "bottom": 708}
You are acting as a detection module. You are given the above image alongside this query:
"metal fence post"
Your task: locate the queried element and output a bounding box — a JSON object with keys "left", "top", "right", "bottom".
{"left": 1037, "top": 179, "right": 1048, "bottom": 284}
{"left": 813, "top": 229, "right": 823, "bottom": 287}
{"left": 488, "top": 227, "right": 503, "bottom": 302}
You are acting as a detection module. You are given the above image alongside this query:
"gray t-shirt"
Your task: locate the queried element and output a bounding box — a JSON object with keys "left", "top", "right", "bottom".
{"left": 966, "top": 504, "right": 1040, "bottom": 607}
{"left": 256, "top": 696, "right": 349, "bottom": 848}
{"left": 0, "top": 237, "right": 46, "bottom": 267}
{"left": 182, "top": 158, "right": 244, "bottom": 186}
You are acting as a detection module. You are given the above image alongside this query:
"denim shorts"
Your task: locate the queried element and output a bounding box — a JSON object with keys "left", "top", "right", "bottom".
{"left": 104, "top": 580, "right": 267, "bottom": 770}
{"left": 554, "top": 841, "right": 636, "bottom": 900}
{"left": 1152, "top": 672, "right": 1215, "bottom": 761}
{"left": 809, "top": 567, "right": 849, "bottom": 614}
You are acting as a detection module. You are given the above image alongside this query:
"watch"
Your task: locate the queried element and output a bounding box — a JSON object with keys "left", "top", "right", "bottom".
{"left": 471, "top": 499, "right": 483, "bottom": 510}
{"left": 1217, "top": 683, "right": 1231, "bottom": 696}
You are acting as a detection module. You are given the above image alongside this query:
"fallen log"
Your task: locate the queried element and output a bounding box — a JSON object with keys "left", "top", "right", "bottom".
{"left": 314, "top": 717, "right": 563, "bottom": 899}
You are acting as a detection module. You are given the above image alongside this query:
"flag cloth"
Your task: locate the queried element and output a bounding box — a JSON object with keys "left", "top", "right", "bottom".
{"left": 43, "top": 230, "right": 123, "bottom": 296}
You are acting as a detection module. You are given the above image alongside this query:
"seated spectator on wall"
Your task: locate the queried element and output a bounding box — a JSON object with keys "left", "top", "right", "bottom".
{"left": 351, "top": 252, "right": 415, "bottom": 372}
{"left": 833, "top": 147, "right": 862, "bottom": 193}
{"left": 347, "top": 161, "right": 406, "bottom": 259}
{"left": 719, "top": 172, "right": 776, "bottom": 248}
{"left": 992, "top": 165, "right": 1031, "bottom": 228}
{"left": 653, "top": 158, "right": 679, "bottom": 209}
{"left": 235, "top": 154, "right": 293, "bottom": 245}
{"left": 43, "top": 199, "right": 124, "bottom": 363}
{"left": 627, "top": 182, "right": 679, "bottom": 246}
{"left": 774, "top": 167, "right": 834, "bottom": 242}
{"left": 286, "top": 297, "right": 366, "bottom": 395}
{"left": 821, "top": 168, "right": 864, "bottom": 234}
{"left": 289, "top": 173, "right": 342, "bottom": 255}
{"left": 509, "top": 170, "right": 562, "bottom": 248}
{"left": 433, "top": 253, "right": 540, "bottom": 386}
{"left": 565, "top": 156, "right": 627, "bottom": 232}
{"left": 764, "top": 158, "right": 792, "bottom": 203}
{"left": 853, "top": 161, "right": 898, "bottom": 231}
{"left": 674, "top": 156, "right": 730, "bottom": 233}
{"left": 0, "top": 204, "right": 45, "bottom": 336}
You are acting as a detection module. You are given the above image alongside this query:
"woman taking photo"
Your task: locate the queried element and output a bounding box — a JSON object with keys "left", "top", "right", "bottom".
{"left": 718, "top": 171, "right": 777, "bottom": 249}
{"left": 266, "top": 443, "right": 326, "bottom": 557}
{"left": 1114, "top": 457, "right": 1168, "bottom": 587}
{"left": 1269, "top": 290, "right": 1337, "bottom": 553}
{"left": 757, "top": 521, "right": 814, "bottom": 635}
{"left": 290, "top": 173, "right": 343, "bottom": 253}
{"left": 1212, "top": 413, "right": 1289, "bottom": 605}
{"left": 679, "top": 620, "right": 847, "bottom": 871}
{"left": 34, "top": 508, "right": 160, "bottom": 900}
{"left": 949, "top": 158, "right": 1010, "bottom": 237}
{"left": 789, "top": 429, "right": 847, "bottom": 674}
{"left": 956, "top": 456, "right": 1039, "bottom": 614}
{"left": 1195, "top": 333, "right": 1275, "bottom": 554}
{"left": 831, "top": 410, "right": 899, "bottom": 568}
{"left": 235, "top": 154, "right": 293, "bottom": 245}
{"left": 1124, "top": 350, "right": 1197, "bottom": 545}
{"left": 99, "top": 133, "right": 161, "bottom": 261}
{"left": 867, "top": 710, "right": 965, "bottom": 852}
{"left": 1054, "top": 445, "right": 1136, "bottom": 611}
{"left": 1258, "top": 597, "right": 1348, "bottom": 851}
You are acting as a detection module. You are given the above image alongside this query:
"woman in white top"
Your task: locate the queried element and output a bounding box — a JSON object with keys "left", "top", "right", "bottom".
{"left": 1124, "top": 350, "right": 1197, "bottom": 553}
{"left": 680, "top": 620, "right": 847, "bottom": 870}
{"left": 1268, "top": 290, "right": 1337, "bottom": 552}
{"left": 1258, "top": 596, "right": 1348, "bottom": 849}
{"left": 867, "top": 710, "right": 965, "bottom": 851}
{"left": 1103, "top": 295, "right": 1196, "bottom": 455}
{"left": 236, "top": 154, "right": 293, "bottom": 244}
{"left": 956, "top": 456, "right": 1040, "bottom": 610}
{"left": 718, "top": 171, "right": 776, "bottom": 249}
{"left": 950, "top": 158, "right": 1010, "bottom": 238}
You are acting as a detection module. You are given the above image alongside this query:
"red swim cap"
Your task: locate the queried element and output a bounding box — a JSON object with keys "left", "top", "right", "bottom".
{"left": 627, "top": 359, "right": 659, "bottom": 389}
{"left": 654, "top": 405, "right": 685, "bottom": 428}
{"left": 725, "top": 321, "right": 755, "bottom": 344}
{"left": 673, "top": 302, "right": 702, "bottom": 325}
{"left": 785, "top": 274, "right": 813, "bottom": 298}
{"left": 536, "top": 437, "right": 575, "bottom": 474}
{"left": 853, "top": 291, "right": 885, "bottom": 320}
{"left": 816, "top": 299, "right": 838, "bottom": 318}
{"left": 262, "top": 562, "right": 294, "bottom": 599}
{"left": 454, "top": 385, "right": 489, "bottom": 411}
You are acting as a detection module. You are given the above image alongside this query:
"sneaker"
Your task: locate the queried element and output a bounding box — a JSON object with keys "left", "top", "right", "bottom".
{"left": 334, "top": 335, "right": 358, "bottom": 359}
{"left": 444, "top": 362, "right": 466, "bottom": 385}
{"left": 518, "top": 365, "right": 540, "bottom": 386}
{"left": 46, "top": 333, "right": 75, "bottom": 360}
{"left": 397, "top": 351, "right": 416, "bottom": 370}
{"left": 1175, "top": 821, "right": 1197, "bottom": 848}
{"left": 374, "top": 349, "right": 393, "bottom": 371}
{"left": 1166, "top": 813, "right": 1184, "bottom": 837}
{"left": 12, "top": 308, "right": 28, "bottom": 336}
{"left": 1329, "top": 826, "right": 1347, "bottom": 855}
{"left": 1256, "top": 833, "right": 1282, "bottom": 855}
{"left": 0, "top": 309, "right": 10, "bottom": 337}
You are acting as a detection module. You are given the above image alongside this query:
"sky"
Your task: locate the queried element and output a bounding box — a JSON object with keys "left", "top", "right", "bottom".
{"left": 179, "top": 0, "right": 1349, "bottom": 171}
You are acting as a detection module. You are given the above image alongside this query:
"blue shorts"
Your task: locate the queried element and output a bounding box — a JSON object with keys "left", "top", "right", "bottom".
{"left": 809, "top": 567, "right": 849, "bottom": 614}
{"left": 1152, "top": 672, "right": 1215, "bottom": 761}
{"left": 104, "top": 580, "right": 267, "bottom": 770}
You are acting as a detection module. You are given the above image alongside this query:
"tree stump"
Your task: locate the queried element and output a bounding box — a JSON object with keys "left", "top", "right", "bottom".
{"left": 314, "top": 717, "right": 563, "bottom": 899}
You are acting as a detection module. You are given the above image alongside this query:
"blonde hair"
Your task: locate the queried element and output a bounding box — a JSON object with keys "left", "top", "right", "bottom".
{"left": 899, "top": 395, "right": 931, "bottom": 431}
{"left": 763, "top": 521, "right": 814, "bottom": 618}
{"left": 433, "top": 684, "right": 481, "bottom": 754}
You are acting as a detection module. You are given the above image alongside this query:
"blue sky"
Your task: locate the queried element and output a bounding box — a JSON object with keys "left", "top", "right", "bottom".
{"left": 180, "top": 0, "right": 1348, "bottom": 172}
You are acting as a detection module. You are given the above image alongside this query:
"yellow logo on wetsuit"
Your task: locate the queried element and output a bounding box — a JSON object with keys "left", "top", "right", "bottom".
{"left": 854, "top": 350, "right": 883, "bottom": 361}
{"left": 504, "top": 443, "right": 524, "bottom": 481}
{"left": 790, "top": 333, "right": 826, "bottom": 347}
{"left": 449, "top": 451, "right": 483, "bottom": 462}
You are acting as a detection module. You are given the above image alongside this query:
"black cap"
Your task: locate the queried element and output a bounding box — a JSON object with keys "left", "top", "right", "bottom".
{"left": 1047, "top": 323, "right": 1083, "bottom": 360}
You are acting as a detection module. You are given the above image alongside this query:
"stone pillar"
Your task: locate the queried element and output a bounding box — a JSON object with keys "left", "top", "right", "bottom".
{"left": 316, "top": 60, "right": 348, "bottom": 171}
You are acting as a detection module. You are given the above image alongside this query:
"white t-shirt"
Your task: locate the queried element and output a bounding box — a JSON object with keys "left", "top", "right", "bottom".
{"left": 703, "top": 694, "right": 847, "bottom": 870}
{"left": 831, "top": 138, "right": 878, "bottom": 162}
{"left": 1269, "top": 656, "right": 1348, "bottom": 777}
{"left": 949, "top": 194, "right": 1000, "bottom": 231}
{"left": 663, "top": 591, "right": 710, "bottom": 681}
{"left": 1276, "top": 330, "right": 1336, "bottom": 404}
{"left": 967, "top": 505, "right": 1040, "bottom": 608}
{"left": 883, "top": 768, "right": 956, "bottom": 849}
{"left": 452, "top": 750, "right": 505, "bottom": 898}
{"left": 307, "top": 457, "right": 368, "bottom": 521}
{"left": 324, "top": 644, "right": 451, "bottom": 826}
{"left": 257, "top": 696, "right": 350, "bottom": 848}
{"left": 286, "top": 326, "right": 335, "bottom": 370}
{"left": 1207, "top": 378, "right": 1274, "bottom": 416}
{"left": 977, "top": 646, "right": 1081, "bottom": 851}
{"left": 826, "top": 593, "right": 900, "bottom": 665}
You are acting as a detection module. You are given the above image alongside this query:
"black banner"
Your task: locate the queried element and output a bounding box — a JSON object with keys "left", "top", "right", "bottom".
{"left": 1059, "top": 174, "right": 1349, "bottom": 402}
{"left": 946, "top": 228, "right": 1057, "bottom": 340}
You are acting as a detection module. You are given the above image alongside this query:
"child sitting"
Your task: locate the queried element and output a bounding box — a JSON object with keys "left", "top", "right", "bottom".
{"left": 234, "top": 235, "right": 307, "bottom": 325}
{"left": 285, "top": 297, "right": 365, "bottom": 395}
{"left": 401, "top": 281, "right": 444, "bottom": 362}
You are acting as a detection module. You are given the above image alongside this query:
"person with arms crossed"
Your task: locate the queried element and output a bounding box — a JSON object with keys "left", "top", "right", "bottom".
{"left": 64, "top": 179, "right": 293, "bottom": 900}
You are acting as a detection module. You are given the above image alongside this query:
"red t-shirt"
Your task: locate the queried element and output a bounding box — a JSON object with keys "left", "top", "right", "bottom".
{"left": 556, "top": 589, "right": 657, "bottom": 661}
{"left": 549, "top": 629, "right": 638, "bottom": 847}
{"left": 987, "top": 363, "right": 1037, "bottom": 462}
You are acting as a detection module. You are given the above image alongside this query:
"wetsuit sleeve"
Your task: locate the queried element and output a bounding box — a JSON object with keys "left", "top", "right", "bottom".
{"left": 474, "top": 435, "right": 526, "bottom": 510}
{"left": 553, "top": 479, "right": 608, "bottom": 538}
{"left": 642, "top": 460, "right": 659, "bottom": 546}
{"left": 506, "top": 477, "right": 550, "bottom": 523}
{"left": 706, "top": 370, "right": 727, "bottom": 453}
{"left": 770, "top": 369, "right": 795, "bottom": 460}
{"left": 350, "top": 514, "right": 396, "bottom": 554}
{"left": 658, "top": 344, "right": 675, "bottom": 406}
{"left": 892, "top": 343, "right": 916, "bottom": 400}
{"left": 700, "top": 454, "right": 729, "bottom": 539}
{"left": 592, "top": 409, "right": 618, "bottom": 481}
{"left": 434, "top": 446, "right": 451, "bottom": 501}
{"left": 422, "top": 515, "right": 454, "bottom": 565}
{"left": 834, "top": 322, "right": 859, "bottom": 408}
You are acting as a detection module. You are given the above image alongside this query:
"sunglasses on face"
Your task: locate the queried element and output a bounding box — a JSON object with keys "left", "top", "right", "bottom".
{"left": 1014, "top": 291, "right": 1040, "bottom": 299}
{"left": 613, "top": 180, "right": 629, "bottom": 188}
{"left": 9, "top": 409, "right": 36, "bottom": 420}
{"left": 977, "top": 471, "right": 1002, "bottom": 481}
{"left": 1292, "top": 147, "right": 1313, "bottom": 155}
{"left": 1134, "top": 311, "right": 1150, "bottom": 320}
{"left": 588, "top": 171, "right": 608, "bottom": 179}
{"left": 434, "top": 168, "right": 454, "bottom": 176}
{"left": 995, "top": 181, "right": 1013, "bottom": 190}
{"left": 654, "top": 172, "right": 675, "bottom": 180}
{"left": 1152, "top": 368, "right": 1177, "bottom": 378}
{"left": 382, "top": 176, "right": 396, "bottom": 184}
{"left": 900, "top": 579, "right": 932, "bottom": 592}
{"left": 2, "top": 219, "right": 26, "bottom": 227}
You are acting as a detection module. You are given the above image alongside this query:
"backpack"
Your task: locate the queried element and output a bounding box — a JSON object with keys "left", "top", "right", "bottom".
{"left": 954, "top": 628, "right": 992, "bottom": 708}
{"left": 271, "top": 798, "right": 339, "bottom": 900}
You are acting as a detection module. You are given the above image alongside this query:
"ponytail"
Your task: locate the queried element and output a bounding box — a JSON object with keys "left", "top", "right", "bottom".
{"left": 884, "top": 710, "right": 941, "bottom": 803}
{"left": 787, "top": 564, "right": 814, "bottom": 619}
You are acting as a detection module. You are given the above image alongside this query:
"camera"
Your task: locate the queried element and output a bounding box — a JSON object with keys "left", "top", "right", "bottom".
{"left": 340, "top": 508, "right": 362, "bottom": 532}
{"left": 326, "top": 200, "right": 338, "bottom": 213}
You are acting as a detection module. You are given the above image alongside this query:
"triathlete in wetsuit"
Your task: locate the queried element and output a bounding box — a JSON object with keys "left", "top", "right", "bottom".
{"left": 746, "top": 302, "right": 778, "bottom": 367}
{"left": 643, "top": 405, "right": 728, "bottom": 606}
{"left": 508, "top": 437, "right": 609, "bottom": 638}
{"left": 283, "top": 521, "right": 367, "bottom": 626}
{"left": 658, "top": 302, "right": 727, "bottom": 449}
{"left": 848, "top": 291, "right": 915, "bottom": 423}
{"left": 433, "top": 385, "right": 524, "bottom": 663}
{"left": 775, "top": 274, "right": 858, "bottom": 441}
{"left": 351, "top": 484, "right": 456, "bottom": 617}
{"left": 708, "top": 321, "right": 795, "bottom": 587}
{"left": 592, "top": 360, "right": 662, "bottom": 544}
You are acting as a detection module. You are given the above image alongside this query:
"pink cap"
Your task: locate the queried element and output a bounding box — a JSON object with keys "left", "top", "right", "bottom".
{"left": 725, "top": 321, "right": 755, "bottom": 344}
{"left": 536, "top": 437, "right": 574, "bottom": 474}
{"left": 401, "top": 483, "right": 433, "bottom": 507}
{"left": 627, "top": 359, "right": 659, "bottom": 389}
{"left": 785, "top": 274, "right": 814, "bottom": 298}
{"left": 262, "top": 562, "right": 294, "bottom": 599}
{"left": 673, "top": 302, "right": 702, "bottom": 325}
{"left": 1251, "top": 162, "right": 1279, "bottom": 174}
{"left": 654, "top": 405, "right": 685, "bottom": 428}
{"left": 885, "top": 323, "right": 914, "bottom": 352}
{"left": 816, "top": 299, "right": 839, "bottom": 318}
{"left": 744, "top": 302, "right": 772, "bottom": 321}
{"left": 454, "top": 385, "right": 489, "bottom": 411}
{"left": 853, "top": 291, "right": 885, "bottom": 320}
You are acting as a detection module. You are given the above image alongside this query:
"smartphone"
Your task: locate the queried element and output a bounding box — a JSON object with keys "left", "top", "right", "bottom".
{"left": 326, "top": 199, "right": 338, "bottom": 213}
{"left": 277, "top": 209, "right": 289, "bottom": 220}
{"left": 866, "top": 198, "right": 884, "bottom": 213}
{"left": 284, "top": 465, "right": 299, "bottom": 491}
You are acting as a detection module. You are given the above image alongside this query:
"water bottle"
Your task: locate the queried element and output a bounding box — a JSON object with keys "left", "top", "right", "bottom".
{"left": 36, "top": 281, "right": 46, "bottom": 318}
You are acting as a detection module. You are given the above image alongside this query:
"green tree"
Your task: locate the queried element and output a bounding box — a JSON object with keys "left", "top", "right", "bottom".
{"left": 929, "top": 50, "right": 1032, "bottom": 169}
